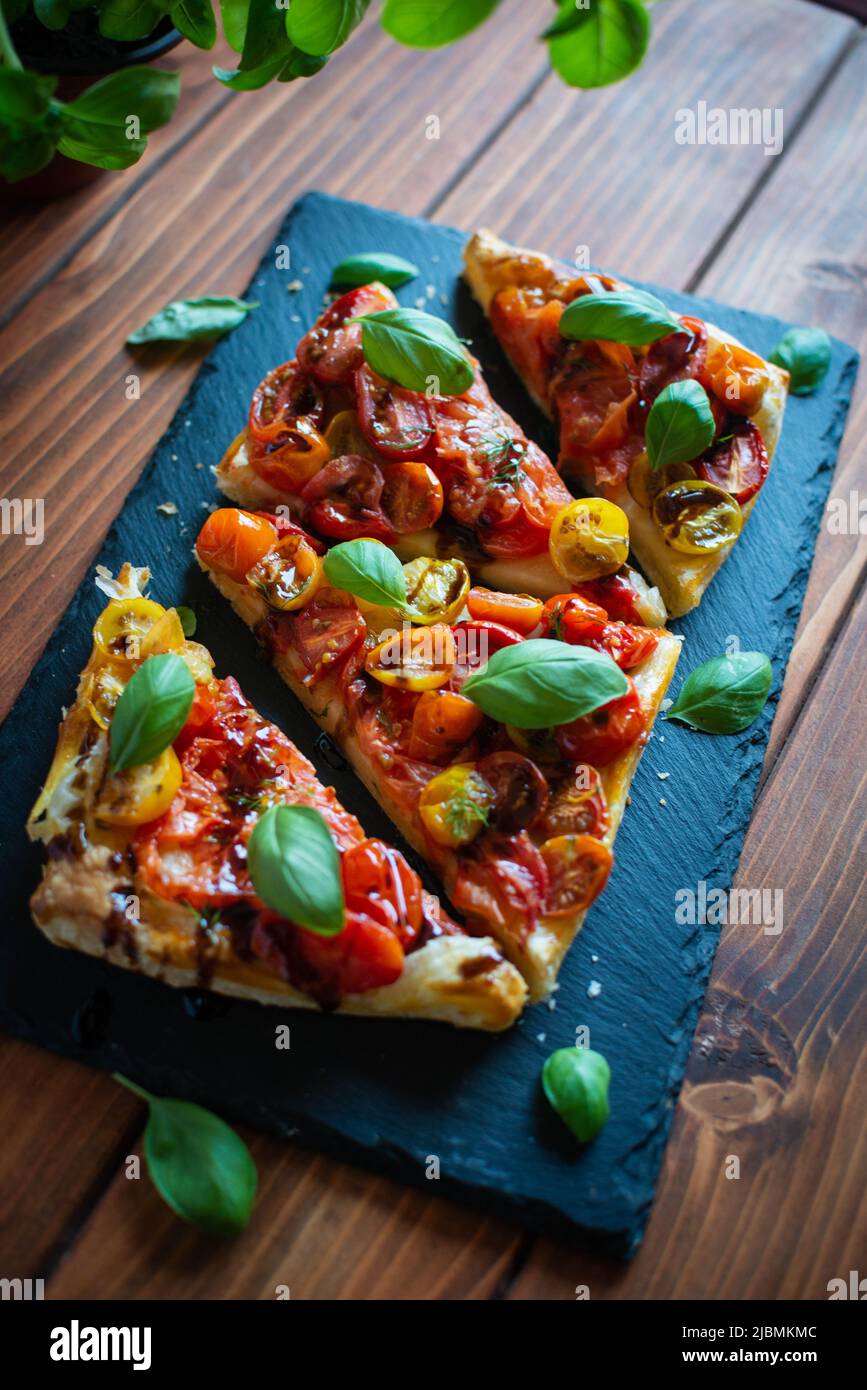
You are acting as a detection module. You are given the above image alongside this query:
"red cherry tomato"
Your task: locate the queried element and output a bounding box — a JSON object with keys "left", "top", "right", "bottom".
{"left": 248, "top": 360, "right": 324, "bottom": 443}
{"left": 555, "top": 678, "right": 645, "bottom": 767}
{"left": 356, "top": 363, "right": 434, "bottom": 460}
{"left": 289, "top": 587, "right": 367, "bottom": 682}
{"left": 381, "top": 461, "right": 444, "bottom": 534}
{"left": 581, "top": 622, "right": 659, "bottom": 670}
{"left": 475, "top": 751, "right": 548, "bottom": 833}
{"left": 301, "top": 454, "right": 395, "bottom": 542}
{"left": 297, "top": 284, "right": 397, "bottom": 384}
{"left": 541, "top": 834, "right": 613, "bottom": 916}
{"left": 514, "top": 442, "right": 572, "bottom": 528}
{"left": 451, "top": 831, "right": 548, "bottom": 940}
{"left": 450, "top": 619, "right": 524, "bottom": 688}
{"left": 478, "top": 508, "right": 550, "bottom": 558}
{"left": 696, "top": 419, "right": 769, "bottom": 505}
{"left": 342, "top": 838, "right": 423, "bottom": 947}
{"left": 638, "top": 315, "right": 707, "bottom": 403}
{"left": 542, "top": 592, "right": 608, "bottom": 643}
{"left": 542, "top": 765, "right": 610, "bottom": 840}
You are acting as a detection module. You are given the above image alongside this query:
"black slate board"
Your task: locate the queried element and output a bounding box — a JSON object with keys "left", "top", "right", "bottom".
{"left": 0, "top": 193, "right": 858, "bottom": 1256}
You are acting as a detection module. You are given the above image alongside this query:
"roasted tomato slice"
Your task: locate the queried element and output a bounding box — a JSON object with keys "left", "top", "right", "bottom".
{"left": 450, "top": 619, "right": 524, "bottom": 688}
{"left": 249, "top": 360, "right": 325, "bottom": 443}
{"left": 451, "top": 831, "right": 548, "bottom": 941}
{"left": 515, "top": 441, "right": 573, "bottom": 528}
{"left": 296, "top": 283, "right": 396, "bottom": 384}
{"left": 356, "top": 363, "right": 434, "bottom": 460}
{"left": 479, "top": 507, "right": 551, "bottom": 558}
{"left": 695, "top": 419, "right": 769, "bottom": 505}
{"left": 196, "top": 508, "right": 279, "bottom": 585}
{"left": 556, "top": 677, "right": 645, "bottom": 767}
{"left": 638, "top": 315, "right": 707, "bottom": 403}
{"left": 381, "top": 462, "right": 444, "bottom": 534}
{"left": 407, "top": 688, "right": 483, "bottom": 763}
{"left": 290, "top": 587, "right": 367, "bottom": 682}
{"left": 252, "top": 910, "right": 405, "bottom": 1003}
{"left": 542, "top": 766, "right": 610, "bottom": 840}
{"left": 476, "top": 751, "right": 548, "bottom": 833}
{"left": 342, "top": 838, "right": 423, "bottom": 947}
{"left": 300, "top": 454, "right": 395, "bottom": 542}
{"left": 467, "top": 587, "right": 544, "bottom": 635}
{"left": 541, "top": 834, "right": 613, "bottom": 916}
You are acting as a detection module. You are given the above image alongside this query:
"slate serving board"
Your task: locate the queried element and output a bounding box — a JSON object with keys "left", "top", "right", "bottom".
{"left": 0, "top": 193, "right": 858, "bottom": 1256}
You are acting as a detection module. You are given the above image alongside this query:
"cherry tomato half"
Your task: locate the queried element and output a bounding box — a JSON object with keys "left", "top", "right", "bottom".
{"left": 342, "top": 838, "right": 423, "bottom": 947}
{"left": 382, "top": 463, "right": 444, "bottom": 535}
{"left": 407, "top": 688, "right": 483, "bottom": 764}
{"left": 542, "top": 592, "right": 608, "bottom": 644}
{"left": 541, "top": 766, "right": 610, "bottom": 840}
{"left": 475, "top": 751, "right": 548, "bottom": 833}
{"left": 289, "top": 587, "right": 367, "bottom": 683}
{"left": 555, "top": 677, "right": 644, "bottom": 767}
{"left": 467, "top": 586, "right": 544, "bottom": 635}
{"left": 541, "top": 834, "right": 613, "bottom": 916}
{"left": 301, "top": 454, "right": 395, "bottom": 542}
{"left": 249, "top": 360, "right": 324, "bottom": 443}
{"left": 450, "top": 619, "right": 524, "bottom": 688}
{"left": 701, "top": 335, "right": 768, "bottom": 417}
{"left": 356, "top": 363, "right": 434, "bottom": 460}
{"left": 549, "top": 497, "right": 630, "bottom": 582}
{"left": 365, "top": 624, "right": 457, "bottom": 692}
{"left": 296, "top": 283, "right": 396, "bottom": 384}
{"left": 652, "top": 479, "right": 743, "bottom": 555}
{"left": 249, "top": 415, "right": 331, "bottom": 493}
{"left": 245, "top": 533, "right": 323, "bottom": 611}
{"left": 695, "top": 420, "right": 769, "bottom": 506}
{"left": 196, "top": 508, "right": 279, "bottom": 585}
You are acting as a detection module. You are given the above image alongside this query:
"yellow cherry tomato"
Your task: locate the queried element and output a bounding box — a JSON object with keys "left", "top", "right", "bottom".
{"left": 402, "top": 556, "right": 470, "bottom": 626}
{"left": 140, "top": 607, "right": 186, "bottom": 659}
{"left": 84, "top": 666, "right": 127, "bottom": 731}
{"left": 178, "top": 641, "right": 215, "bottom": 685}
{"left": 419, "top": 763, "right": 495, "bottom": 849}
{"left": 93, "top": 598, "right": 166, "bottom": 665}
{"left": 246, "top": 534, "right": 323, "bottom": 611}
{"left": 548, "top": 498, "right": 629, "bottom": 582}
{"left": 704, "top": 337, "right": 768, "bottom": 416}
{"left": 652, "top": 479, "right": 743, "bottom": 555}
{"left": 627, "top": 453, "right": 697, "bottom": 510}
{"left": 365, "top": 623, "right": 456, "bottom": 691}
{"left": 96, "top": 746, "right": 182, "bottom": 826}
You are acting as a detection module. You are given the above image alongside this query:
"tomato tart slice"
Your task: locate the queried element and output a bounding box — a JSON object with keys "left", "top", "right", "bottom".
{"left": 27, "top": 564, "right": 526, "bottom": 1030}
{"left": 464, "top": 230, "right": 789, "bottom": 617}
{"left": 214, "top": 281, "right": 665, "bottom": 622}
{"left": 195, "top": 520, "right": 681, "bottom": 998}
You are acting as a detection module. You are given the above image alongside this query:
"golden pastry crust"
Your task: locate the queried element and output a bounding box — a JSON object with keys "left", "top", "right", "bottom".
{"left": 27, "top": 565, "right": 527, "bottom": 1032}
{"left": 464, "top": 229, "right": 789, "bottom": 617}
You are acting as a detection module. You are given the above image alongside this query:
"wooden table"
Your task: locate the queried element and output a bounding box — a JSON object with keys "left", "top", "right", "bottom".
{"left": 1, "top": 0, "right": 865, "bottom": 1300}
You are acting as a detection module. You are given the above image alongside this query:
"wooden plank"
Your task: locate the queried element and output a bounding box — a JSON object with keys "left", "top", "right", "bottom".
{"left": 0, "top": 0, "right": 549, "bottom": 724}
{"left": 510, "top": 577, "right": 867, "bottom": 1298}
{"left": 0, "top": 38, "right": 237, "bottom": 325}
{"left": 0, "top": 1040, "right": 142, "bottom": 1276}
{"left": 48, "top": 1129, "right": 522, "bottom": 1299}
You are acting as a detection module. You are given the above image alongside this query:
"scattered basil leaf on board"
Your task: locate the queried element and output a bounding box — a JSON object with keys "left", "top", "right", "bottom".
{"left": 381, "top": 0, "right": 500, "bottom": 48}
{"left": 323, "top": 539, "right": 408, "bottom": 610}
{"left": 645, "top": 379, "right": 716, "bottom": 472}
{"left": 769, "top": 327, "right": 831, "bottom": 396}
{"left": 359, "top": 307, "right": 474, "bottom": 395}
{"left": 542, "top": 1048, "right": 611, "bottom": 1143}
{"left": 666, "top": 652, "right": 773, "bottom": 734}
{"left": 127, "top": 297, "right": 257, "bottom": 344}
{"left": 559, "top": 288, "right": 681, "bottom": 347}
{"left": 330, "top": 252, "right": 419, "bottom": 288}
{"left": 109, "top": 654, "right": 195, "bottom": 772}
{"left": 114, "top": 1075, "right": 257, "bottom": 1237}
{"left": 287, "top": 0, "right": 371, "bottom": 57}
{"left": 248, "top": 804, "right": 345, "bottom": 935}
{"left": 175, "top": 606, "right": 197, "bottom": 638}
{"left": 547, "top": 0, "right": 650, "bottom": 90}
{"left": 462, "top": 639, "right": 628, "bottom": 729}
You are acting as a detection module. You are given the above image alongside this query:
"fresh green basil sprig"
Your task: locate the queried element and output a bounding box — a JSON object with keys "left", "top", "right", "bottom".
{"left": 358, "top": 307, "right": 474, "bottom": 396}
{"left": 248, "top": 804, "right": 345, "bottom": 935}
{"left": 323, "top": 538, "right": 408, "bottom": 611}
{"left": 770, "top": 326, "right": 831, "bottom": 396}
{"left": 114, "top": 1074, "right": 257, "bottom": 1237}
{"left": 462, "top": 639, "right": 628, "bottom": 729}
{"left": 546, "top": 0, "right": 650, "bottom": 89}
{"left": 382, "top": 0, "right": 499, "bottom": 47}
{"left": 645, "top": 379, "right": 716, "bottom": 473}
{"left": 127, "top": 296, "right": 257, "bottom": 344}
{"left": 109, "top": 653, "right": 195, "bottom": 772}
{"left": 666, "top": 651, "right": 773, "bottom": 734}
{"left": 330, "top": 252, "right": 419, "bottom": 289}
{"left": 542, "top": 1047, "right": 611, "bottom": 1143}
{"left": 559, "top": 288, "right": 682, "bottom": 347}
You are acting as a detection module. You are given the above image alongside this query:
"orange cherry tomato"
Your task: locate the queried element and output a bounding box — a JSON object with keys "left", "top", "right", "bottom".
{"left": 407, "top": 688, "right": 483, "bottom": 763}
{"left": 541, "top": 834, "right": 613, "bottom": 916}
{"left": 196, "top": 508, "right": 279, "bottom": 585}
{"left": 555, "top": 678, "right": 645, "bottom": 767}
{"left": 249, "top": 414, "right": 331, "bottom": 493}
{"left": 382, "top": 461, "right": 444, "bottom": 534}
{"left": 245, "top": 533, "right": 323, "bottom": 611}
{"left": 702, "top": 336, "right": 769, "bottom": 416}
{"left": 467, "top": 587, "right": 544, "bottom": 635}
{"left": 541, "top": 766, "right": 610, "bottom": 840}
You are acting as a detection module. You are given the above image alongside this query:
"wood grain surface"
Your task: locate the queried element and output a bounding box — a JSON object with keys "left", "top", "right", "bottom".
{"left": 0, "top": 0, "right": 864, "bottom": 1299}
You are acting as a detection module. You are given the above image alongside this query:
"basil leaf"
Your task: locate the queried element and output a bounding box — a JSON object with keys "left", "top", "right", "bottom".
{"left": 0, "top": 69, "right": 57, "bottom": 123}
{"left": 548, "top": 0, "right": 649, "bottom": 89}
{"left": 171, "top": 0, "right": 217, "bottom": 49}
{"left": 666, "top": 651, "right": 773, "bottom": 734}
{"left": 34, "top": 0, "right": 70, "bottom": 30}
{"left": 219, "top": 0, "right": 247, "bottom": 51}
{"left": 0, "top": 129, "right": 58, "bottom": 181}
{"left": 98, "top": 0, "right": 164, "bottom": 42}
{"left": 770, "top": 326, "right": 831, "bottom": 397}
{"left": 542, "top": 2, "right": 590, "bottom": 40}
{"left": 127, "top": 296, "right": 257, "bottom": 344}
{"left": 645, "top": 379, "right": 715, "bottom": 473}
{"left": 330, "top": 252, "right": 419, "bottom": 289}
{"left": 238, "top": 0, "right": 289, "bottom": 69}
{"left": 559, "top": 288, "right": 681, "bottom": 347}
{"left": 360, "top": 307, "right": 473, "bottom": 395}
{"left": 323, "top": 538, "right": 408, "bottom": 609}
{"left": 278, "top": 49, "right": 329, "bottom": 81}
{"left": 248, "top": 805, "right": 345, "bottom": 936}
{"left": 287, "top": 0, "right": 370, "bottom": 56}
{"left": 214, "top": 57, "right": 286, "bottom": 89}
{"left": 109, "top": 653, "right": 195, "bottom": 771}
{"left": 462, "top": 638, "right": 628, "bottom": 729}
{"left": 114, "top": 1075, "right": 257, "bottom": 1237}
{"left": 381, "top": 0, "right": 501, "bottom": 48}
{"left": 542, "top": 1048, "right": 610, "bottom": 1143}
{"left": 62, "top": 68, "right": 181, "bottom": 131}
{"left": 176, "top": 605, "right": 197, "bottom": 637}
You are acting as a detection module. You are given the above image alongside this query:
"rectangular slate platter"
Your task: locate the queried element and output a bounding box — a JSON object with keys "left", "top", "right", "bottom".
{"left": 0, "top": 192, "right": 858, "bottom": 1256}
